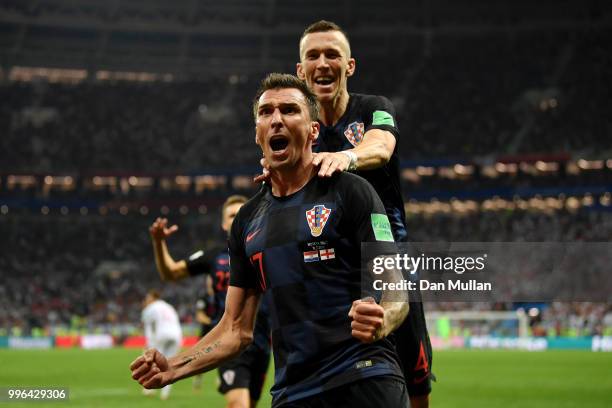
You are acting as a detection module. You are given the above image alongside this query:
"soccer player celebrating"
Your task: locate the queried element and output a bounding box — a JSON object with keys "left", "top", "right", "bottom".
{"left": 296, "top": 20, "right": 434, "bottom": 407}
{"left": 141, "top": 290, "right": 182, "bottom": 400}
{"left": 149, "top": 195, "right": 271, "bottom": 408}
{"left": 130, "top": 73, "right": 410, "bottom": 407}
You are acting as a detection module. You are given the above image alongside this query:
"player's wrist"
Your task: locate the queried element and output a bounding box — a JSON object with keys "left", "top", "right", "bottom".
{"left": 339, "top": 150, "right": 358, "bottom": 171}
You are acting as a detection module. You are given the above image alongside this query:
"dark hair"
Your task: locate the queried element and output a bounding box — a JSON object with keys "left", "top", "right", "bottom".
{"left": 300, "top": 20, "right": 351, "bottom": 54}
{"left": 252, "top": 73, "right": 319, "bottom": 121}
{"left": 222, "top": 194, "right": 248, "bottom": 218}
{"left": 147, "top": 289, "right": 160, "bottom": 300}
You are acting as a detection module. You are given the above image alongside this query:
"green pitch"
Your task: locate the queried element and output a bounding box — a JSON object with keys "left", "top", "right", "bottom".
{"left": 1, "top": 348, "right": 611, "bottom": 407}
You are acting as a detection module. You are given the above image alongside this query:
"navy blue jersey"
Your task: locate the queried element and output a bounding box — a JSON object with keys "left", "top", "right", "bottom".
{"left": 229, "top": 172, "right": 403, "bottom": 407}
{"left": 314, "top": 93, "right": 407, "bottom": 242}
{"left": 187, "top": 248, "right": 229, "bottom": 325}
{"left": 187, "top": 248, "right": 271, "bottom": 351}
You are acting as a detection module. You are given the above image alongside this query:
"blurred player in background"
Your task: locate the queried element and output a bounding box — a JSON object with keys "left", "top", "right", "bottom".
{"left": 141, "top": 289, "right": 182, "bottom": 400}
{"left": 149, "top": 195, "right": 271, "bottom": 408}
{"left": 131, "top": 73, "right": 410, "bottom": 407}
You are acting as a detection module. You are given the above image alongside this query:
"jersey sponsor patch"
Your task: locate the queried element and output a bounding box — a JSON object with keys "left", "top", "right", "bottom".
{"left": 303, "top": 250, "right": 320, "bottom": 262}
{"left": 372, "top": 110, "right": 395, "bottom": 126}
{"left": 356, "top": 360, "right": 373, "bottom": 369}
{"left": 222, "top": 369, "right": 236, "bottom": 386}
{"left": 344, "top": 121, "right": 365, "bottom": 146}
{"left": 306, "top": 205, "right": 332, "bottom": 237}
{"left": 319, "top": 248, "right": 335, "bottom": 260}
{"left": 371, "top": 213, "right": 394, "bottom": 242}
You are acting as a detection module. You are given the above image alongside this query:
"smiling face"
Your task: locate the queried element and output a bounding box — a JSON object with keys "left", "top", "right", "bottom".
{"left": 297, "top": 30, "right": 355, "bottom": 105}
{"left": 255, "top": 87, "right": 319, "bottom": 171}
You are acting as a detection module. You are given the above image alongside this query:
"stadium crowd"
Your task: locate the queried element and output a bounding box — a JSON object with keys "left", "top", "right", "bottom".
{"left": 1, "top": 30, "right": 610, "bottom": 174}
{"left": 0, "top": 213, "right": 220, "bottom": 337}
{"left": 1, "top": 208, "right": 610, "bottom": 338}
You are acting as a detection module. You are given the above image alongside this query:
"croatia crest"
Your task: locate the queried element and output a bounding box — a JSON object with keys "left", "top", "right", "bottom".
{"left": 344, "top": 121, "right": 365, "bottom": 147}
{"left": 306, "top": 205, "right": 332, "bottom": 237}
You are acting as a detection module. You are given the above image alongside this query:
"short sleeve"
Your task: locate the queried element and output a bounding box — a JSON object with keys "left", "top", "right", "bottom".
{"left": 339, "top": 173, "right": 397, "bottom": 250}
{"left": 185, "top": 250, "right": 214, "bottom": 276}
{"left": 228, "top": 210, "right": 257, "bottom": 289}
{"left": 361, "top": 95, "right": 399, "bottom": 140}
{"left": 338, "top": 173, "right": 399, "bottom": 301}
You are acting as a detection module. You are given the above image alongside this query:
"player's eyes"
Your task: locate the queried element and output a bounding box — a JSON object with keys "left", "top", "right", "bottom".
{"left": 258, "top": 108, "right": 272, "bottom": 116}
{"left": 282, "top": 107, "right": 297, "bottom": 114}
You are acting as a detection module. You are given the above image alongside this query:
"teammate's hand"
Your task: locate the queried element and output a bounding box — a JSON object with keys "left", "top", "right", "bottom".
{"left": 313, "top": 152, "right": 352, "bottom": 177}
{"left": 196, "top": 310, "right": 212, "bottom": 325}
{"left": 253, "top": 157, "right": 271, "bottom": 183}
{"left": 149, "top": 218, "right": 179, "bottom": 241}
{"left": 130, "top": 348, "right": 173, "bottom": 389}
{"left": 348, "top": 297, "right": 385, "bottom": 343}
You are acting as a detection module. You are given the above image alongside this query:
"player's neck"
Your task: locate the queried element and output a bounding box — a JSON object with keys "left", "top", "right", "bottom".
{"left": 270, "top": 162, "right": 316, "bottom": 197}
{"left": 318, "top": 90, "right": 349, "bottom": 126}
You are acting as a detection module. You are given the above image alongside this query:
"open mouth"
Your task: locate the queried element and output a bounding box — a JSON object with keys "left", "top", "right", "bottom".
{"left": 270, "top": 135, "right": 289, "bottom": 152}
{"left": 314, "top": 76, "right": 334, "bottom": 86}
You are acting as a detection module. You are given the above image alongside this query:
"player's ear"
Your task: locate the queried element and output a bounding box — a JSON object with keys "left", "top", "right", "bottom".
{"left": 255, "top": 127, "right": 261, "bottom": 145}
{"left": 346, "top": 58, "right": 356, "bottom": 78}
{"left": 296, "top": 62, "right": 306, "bottom": 80}
{"left": 310, "top": 121, "right": 320, "bottom": 141}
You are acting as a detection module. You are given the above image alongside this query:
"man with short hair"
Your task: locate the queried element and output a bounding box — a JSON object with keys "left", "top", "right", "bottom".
{"left": 131, "top": 73, "right": 410, "bottom": 408}
{"left": 141, "top": 290, "right": 182, "bottom": 400}
{"left": 149, "top": 194, "right": 270, "bottom": 408}
{"left": 294, "top": 20, "right": 434, "bottom": 407}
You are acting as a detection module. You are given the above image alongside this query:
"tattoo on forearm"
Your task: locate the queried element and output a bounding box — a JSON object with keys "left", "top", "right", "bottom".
{"left": 181, "top": 341, "right": 221, "bottom": 365}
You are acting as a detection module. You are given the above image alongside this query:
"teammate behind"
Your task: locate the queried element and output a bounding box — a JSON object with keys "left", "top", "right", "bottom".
{"left": 149, "top": 196, "right": 270, "bottom": 408}
{"left": 141, "top": 290, "right": 182, "bottom": 400}
{"left": 297, "top": 21, "right": 433, "bottom": 407}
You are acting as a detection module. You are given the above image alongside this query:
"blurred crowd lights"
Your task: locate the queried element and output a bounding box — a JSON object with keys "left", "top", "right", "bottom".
{"left": 404, "top": 193, "right": 610, "bottom": 216}
{"left": 401, "top": 158, "right": 611, "bottom": 183}
{"left": 1, "top": 194, "right": 609, "bottom": 217}
{"left": 6, "top": 66, "right": 175, "bottom": 84}
{"left": 0, "top": 174, "right": 233, "bottom": 194}
{"left": 5, "top": 204, "right": 208, "bottom": 216}
{"left": 95, "top": 70, "right": 174, "bottom": 83}
{"left": 8, "top": 66, "right": 88, "bottom": 83}
{"left": 1, "top": 157, "right": 610, "bottom": 194}
{"left": 5, "top": 66, "right": 251, "bottom": 85}
{"left": 538, "top": 97, "right": 558, "bottom": 112}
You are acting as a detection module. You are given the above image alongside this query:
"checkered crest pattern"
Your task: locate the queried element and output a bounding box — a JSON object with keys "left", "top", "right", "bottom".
{"left": 344, "top": 121, "right": 365, "bottom": 147}
{"left": 306, "top": 205, "right": 332, "bottom": 237}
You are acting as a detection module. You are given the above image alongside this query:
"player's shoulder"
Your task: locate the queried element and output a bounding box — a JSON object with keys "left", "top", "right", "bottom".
{"left": 236, "top": 186, "right": 265, "bottom": 217}
{"left": 231, "top": 186, "right": 267, "bottom": 230}
{"left": 350, "top": 92, "right": 394, "bottom": 109}
{"left": 329, "top": 171, "right": 376, "bottom": 198}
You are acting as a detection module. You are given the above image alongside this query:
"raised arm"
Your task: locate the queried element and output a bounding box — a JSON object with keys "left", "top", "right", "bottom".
{"left": 130, "top": 285, "right": 260, "bottom": 388}
{"left": 149, "top": 217, "right": 189, "bottom": 281}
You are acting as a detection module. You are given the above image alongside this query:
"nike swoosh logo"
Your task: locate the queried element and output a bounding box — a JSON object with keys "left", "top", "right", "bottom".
{"left": 246, "top": 229, "right": 261, "bottom": 243}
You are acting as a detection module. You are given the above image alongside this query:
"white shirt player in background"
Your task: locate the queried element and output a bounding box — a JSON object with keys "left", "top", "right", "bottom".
{"left": 141, "top": 290, "right": 183, "bottom": 400}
